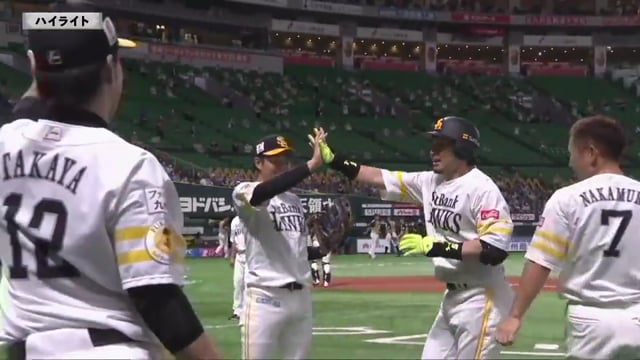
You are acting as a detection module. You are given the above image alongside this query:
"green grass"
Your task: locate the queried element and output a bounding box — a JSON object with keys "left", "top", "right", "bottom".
{"left": 186, "top": 253, "right": 566, "bottom": 359}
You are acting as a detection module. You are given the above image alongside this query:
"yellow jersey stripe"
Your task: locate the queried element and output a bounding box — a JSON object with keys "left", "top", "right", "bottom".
{"left": 117, "top": 249, "right": 153, "bottom": 265}
{"left": 481, "top": 226, "right": 513, "bottom": 236}
{"left": 534, "top": 229, "right": 570, "bottom": 248}
{"left": 478, "top": 218, "right": 510, "bottom": 227}
{"left": 115, "top": 226, "right": 148, "bottom": 242}
{"left": 530, "top": 241, "right": 566, "bottom": 260}
{"left": 396, "top": 171, "right": 409, "bottom": 196}
{"left": 478, "top": 219, "right": 513, "bottom": 236}
{"left": 396, "top": 171, "right": 421, "bottom": 203}
{"left": 474, "top": 295, "right": 494, "bottom": 359}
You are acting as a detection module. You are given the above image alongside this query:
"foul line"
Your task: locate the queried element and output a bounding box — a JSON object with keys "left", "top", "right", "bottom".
{"left": 366, "top": 333, "right": 565, "bottom": 357}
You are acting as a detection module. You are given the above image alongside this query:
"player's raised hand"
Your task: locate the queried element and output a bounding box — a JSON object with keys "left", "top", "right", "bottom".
{"left": 496, "top": 316, "right": 521, "bottom": 346}
{"left": 307, "top": 127, "right": 328, "bottom": 171}
{"left": 399, "top": 233, "right": 435, "bottom": 256}
{"left": 307, "top": 127, "right": 335, "bottom": 164}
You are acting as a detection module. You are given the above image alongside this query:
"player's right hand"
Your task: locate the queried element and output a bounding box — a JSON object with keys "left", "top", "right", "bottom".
{"left": 399, "top": 233, "right": 435, "bottom": 256}
{"left": 307, "top": 127, "right": 334, "bottom": 164}
{"left": 496, "top": 316, "right": 521, "bottom": 346}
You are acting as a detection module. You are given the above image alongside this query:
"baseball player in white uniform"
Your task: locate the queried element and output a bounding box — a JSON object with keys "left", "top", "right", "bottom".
{"left": 386, "top": 217, "right": 400, "bottom": 255}
{"left": 215, "top": 217, "right": 230, "bottom": 258}
{"left": 315, "top": 116, "right": 515, "bottom": 359}
{"left": 497, "top": 115, "right": 640, "bottom": 358}
{"left": 367, "top": 215, "right": 383, "bottom": 259}
{"left": 232, "top": 130, "right": 328, "bottom": 359}
{"left": 0, "top": 2, "right": 220, "bottom": 358}
{"left": 229, "top": 216, "right": 247, "bottom": 321}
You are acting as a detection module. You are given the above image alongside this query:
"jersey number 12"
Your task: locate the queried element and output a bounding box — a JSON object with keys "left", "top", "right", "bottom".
{"left": 4, "top": 193, "right": 80, "bottom": 279}
{"left": 600, "top": 209, "right": 632, "bottom": 258}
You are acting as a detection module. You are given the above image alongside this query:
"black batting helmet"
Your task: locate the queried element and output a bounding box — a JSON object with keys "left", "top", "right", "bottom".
{"left": 428, "top": 116, "right": 480, "bottom": 162}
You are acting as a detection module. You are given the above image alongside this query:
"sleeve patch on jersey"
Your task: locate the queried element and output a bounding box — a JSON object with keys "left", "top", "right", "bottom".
{"left": 144, "top": 221, "right": 186, "bottom": 265}
{"left": 480, "top": 209, "right": 500, "bottom": 220}
{"left": 144, "top": 188, "right": 167, "bottom": 215}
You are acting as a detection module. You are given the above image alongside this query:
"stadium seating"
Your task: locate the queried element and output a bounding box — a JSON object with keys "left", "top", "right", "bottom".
{"left": 530, "top": 76, "right": 640, "bottom": 158}
{"left": 4, "top": 53, "right": 637, "bottom": 214}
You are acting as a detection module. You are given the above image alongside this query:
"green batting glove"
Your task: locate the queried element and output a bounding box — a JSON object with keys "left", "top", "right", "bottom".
{"left": 399, "top": 233, "right": 436, "bottom": 256}
{"left": 307, "top": 131, "right": 335, "bottom": 164}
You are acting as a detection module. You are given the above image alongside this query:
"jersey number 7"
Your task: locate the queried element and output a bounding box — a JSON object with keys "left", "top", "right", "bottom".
{"left": 3, "top": 193, "right": 80, "bottom": 279}
{"left": 600, "top": 209, "right": 632, "bottom": 258}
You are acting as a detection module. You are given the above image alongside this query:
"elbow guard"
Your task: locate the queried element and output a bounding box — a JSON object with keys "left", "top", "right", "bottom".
{"left": 478, "top": 240, "right": 508, "bottom": 266}
{"left": 127, "top": 284, "right": 204, "bottom": 354}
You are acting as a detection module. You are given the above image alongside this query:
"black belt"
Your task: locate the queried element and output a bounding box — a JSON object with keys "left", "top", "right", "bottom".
{"left": 446, "top": 283, "right": 469, "bottom": 291}
{"left": 8, "top": 328, "right": 133, "bottom": 360}
{"left": 279, "top": 282, "right": 304, "bottom": 291}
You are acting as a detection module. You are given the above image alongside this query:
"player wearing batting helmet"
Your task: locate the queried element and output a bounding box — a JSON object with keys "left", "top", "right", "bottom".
{"left": 428, "top": 116, "right": 481, "bottom": 169}
{"left": 314, "top": 116, "right": 515, "bottom": 359}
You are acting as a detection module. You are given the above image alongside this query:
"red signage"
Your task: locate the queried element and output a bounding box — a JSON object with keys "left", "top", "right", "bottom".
{"left": 452, "top": 12, "right": 511, "bottom": 24}
{"left": 360, "top": 59, "right": 418, "bottom": 72}
{"left": 525, "top": 15, "right": 588, "bottom": 26}
{"left": 148, "top": 44, "right": 251, "bottom": 63}
{"left": 282, "top": 54, "right": 335, "bottom": 67}
{"left": 526, "top": 65, "right": 588, "bottom": 76}
{"left": 602, "top": 16, "right": 640, "bottom": 26}
{"left": 440, "top": 60, "right": 505, "bottom": 75}
{"left": 469, "top": 25, "right": 506, "bottom": 36}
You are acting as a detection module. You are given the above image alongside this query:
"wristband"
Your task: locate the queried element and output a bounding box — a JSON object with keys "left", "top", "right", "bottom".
{"left": 329, "top": 153, "right": 361, "bottom": 180}
{"left": 427, "top": 242, "right": 463, "bottom": 260}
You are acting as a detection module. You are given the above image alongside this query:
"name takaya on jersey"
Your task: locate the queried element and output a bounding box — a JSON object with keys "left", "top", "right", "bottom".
{"left": 0, "top": 119, "right": 185, "bottom": 343}
{"left": 526, "top": 173, "right": 640, "bottom": 305}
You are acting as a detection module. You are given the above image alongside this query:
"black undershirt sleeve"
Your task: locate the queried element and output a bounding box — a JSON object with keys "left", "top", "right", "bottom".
{"left": 127, "top": 284, "right": 204, "bottom": 354}
{"left": 250, "top": 163, "right": 311, "bottom": 206}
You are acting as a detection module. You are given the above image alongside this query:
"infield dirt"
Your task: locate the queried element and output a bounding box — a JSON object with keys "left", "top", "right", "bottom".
{"left": 325, "top": 276, "right": 558, "bottom": 292}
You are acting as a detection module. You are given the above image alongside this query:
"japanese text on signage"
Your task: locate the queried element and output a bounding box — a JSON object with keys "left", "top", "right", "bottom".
{"left": 149, "top": 44, "right": 251, "bottom": 63}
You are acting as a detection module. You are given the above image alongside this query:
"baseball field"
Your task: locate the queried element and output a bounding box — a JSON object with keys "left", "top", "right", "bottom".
{"left": 189, "top": 253, "right": 566, "bottom": 359}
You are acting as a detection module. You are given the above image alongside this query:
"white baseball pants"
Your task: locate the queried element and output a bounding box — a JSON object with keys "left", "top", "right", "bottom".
{"left": 6, "top": 328, "right": 164, "bottom": 359}
{"left": 566, "top": 302, "right": 640, "bottom": 359}
{"left": 241, "top": 285, "right": 312, "bottom": 359}
{"left": 232, "top": 259, "right": 246, "bottom": 318}
{"left": 369, "top": 233, "right": 380, "bottom": 257}
{"left": 421, "top": 280, "right": 514, "bottom": 359}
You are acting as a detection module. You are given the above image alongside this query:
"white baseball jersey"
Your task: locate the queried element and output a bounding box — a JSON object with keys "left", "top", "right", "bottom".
{"left": 369, "top": 220, "right": 381, "bottom": 235}
{"left": 388, "top": 219, "right": 397, "bottom": 237}
{"left": 219, "top": 225, "right": 228, "bottom": 247}
{"left": 230, "top": 216, "right": 246, "bottom": 263}
{"left": 0, "top": 119, "right": 185, "bottom": 343}
{"left": 526, "top": 173, "right": 640, "bottom": 306}
{"left": 381, "top": 168, "right": 513, "bottom": 284}
{"left": 232, "top": 182, "right": 311, "bottom": 288}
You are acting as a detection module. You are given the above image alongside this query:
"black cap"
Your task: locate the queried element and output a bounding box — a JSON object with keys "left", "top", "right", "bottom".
{"left": 27, "top": 1, "right": 136, "bottom": 73}
{"left": 255, "top": 135, "right": 294, "bottom": 157}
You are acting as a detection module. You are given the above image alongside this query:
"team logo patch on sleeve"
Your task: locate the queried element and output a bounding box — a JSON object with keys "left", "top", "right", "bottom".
{"left": 480, "top": 209, "right": 500, "bottom": 220}
{"left": 145, "top": 221, "right": 186, "bottom": 265}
